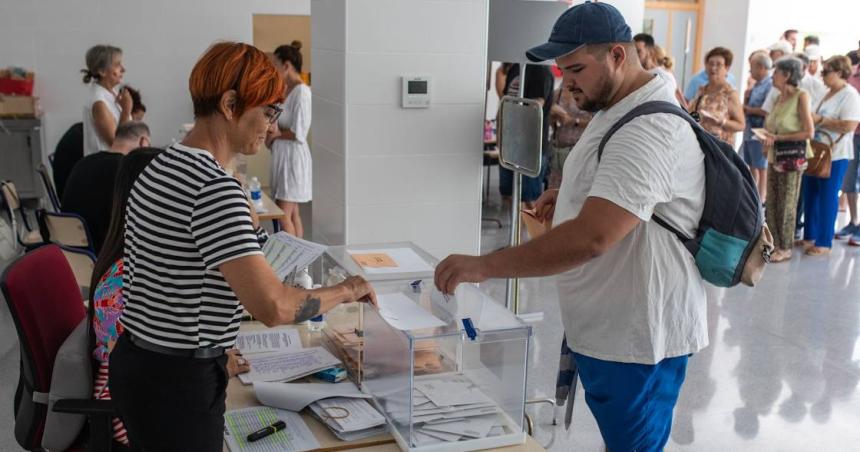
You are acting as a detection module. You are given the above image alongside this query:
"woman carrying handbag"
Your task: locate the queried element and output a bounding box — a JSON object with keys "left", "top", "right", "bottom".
{"left": 760, "top": 57, "right": 815, "bottom": 263}
{"left": 801, "top": 56, "right": 860, "bottom": 256}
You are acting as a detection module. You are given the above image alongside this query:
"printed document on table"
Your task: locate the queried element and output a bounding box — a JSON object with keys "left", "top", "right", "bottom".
{"left": 234, "top": 327, "right": 302, "bottom": 355}
{"left": 254, "top": 381, "right": 371, "bottom": 411}
{"left": 262, "top": 232, "right": 328, "bottom": 281}
{"left": 224, "top": 407, "right": 319, "bottom": 452}
{"left": 311, "top": 397, "right": 386, "bottom": 433}
{"left": 376, "top": 293, "right": 445, "bottom": 331}
{"left": 239, "top": 347, "right": 341, "bottom": 385}
{"left": 347, "top": 247, "right": 434, "bottom": 275}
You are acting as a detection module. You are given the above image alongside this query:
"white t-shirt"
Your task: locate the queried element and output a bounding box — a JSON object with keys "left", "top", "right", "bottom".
{"left": 762, "top": 74, "right": 827, "bottom": 114}
{"left": 554, "top": 74, "right": 708, "bottom": 365}
{"left": 814, "top": 84, "right": 860, "bottom": 160}
{"left": 82, "top": 84, "right": 121, "bottom": 156}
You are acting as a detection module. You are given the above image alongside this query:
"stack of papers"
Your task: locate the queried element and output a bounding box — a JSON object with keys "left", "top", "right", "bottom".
{"left": 234, "top": 327, "right": 302, "bottom": 355}
{"left": 262, "top": 232, "right": 328, "bottom": 282}
{"left": 239, "top": 347, "right": 342, "bottom": 385}
{"left": 224, "top": 407, "right": 319, "bottom": 452}
{"left": 308, "top": 397, "right": 388, "bottom": 441}
{"left": 254, "top": 381, "right": 371, "bottom": 412}
{"left": 397, "top": 375, "right": 511, "bottom": 445}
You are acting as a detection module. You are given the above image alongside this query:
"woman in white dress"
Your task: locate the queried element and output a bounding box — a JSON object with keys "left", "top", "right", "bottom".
{"left": 268, "top": 41, "right": 312, "bottom": 237}
{"left": 81, "top": 45, "right": 133, "bottom": 156}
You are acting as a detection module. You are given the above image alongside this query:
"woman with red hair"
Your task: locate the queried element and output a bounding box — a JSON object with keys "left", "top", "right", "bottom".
{"left": 107, "top": 42, "right": 377, "bottom": 451}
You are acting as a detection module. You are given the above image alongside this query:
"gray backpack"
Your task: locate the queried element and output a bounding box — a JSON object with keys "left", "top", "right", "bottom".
{"left": 41, "top": 319, "right": 92, "bottom": 451}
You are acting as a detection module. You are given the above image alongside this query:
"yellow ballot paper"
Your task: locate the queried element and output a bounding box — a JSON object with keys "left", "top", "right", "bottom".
{"left": 351, "top": 253, "right": 398, "bottom": 268}
{"left": 521, "top": 209, "right": 548, "bottom": 239}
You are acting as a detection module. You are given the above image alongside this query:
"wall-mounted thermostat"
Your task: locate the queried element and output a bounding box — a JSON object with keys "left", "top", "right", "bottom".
{"left": 401, "top": 76, "right": 431, "bottom": 108}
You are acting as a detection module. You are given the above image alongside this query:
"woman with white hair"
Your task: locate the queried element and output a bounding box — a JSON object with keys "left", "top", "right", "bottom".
{"left": 760, "top": 57, "right": 815, "bottom": 262}
{"left": 81, "top": 45, "right": 133, "bottom": 156}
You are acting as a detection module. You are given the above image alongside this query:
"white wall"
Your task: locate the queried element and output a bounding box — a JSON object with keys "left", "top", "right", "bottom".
{"left": 701, "top": 0, "right": 752, "bottom": 92}
{"left": 0, "top": 0, "right": 310, "bottom": 158}
{"left": 312, "top": 0, "right": 488, "bottom": 258}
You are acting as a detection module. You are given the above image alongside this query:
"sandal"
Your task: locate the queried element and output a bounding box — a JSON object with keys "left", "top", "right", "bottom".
{"left": 770, "top": 249, "right": 792, "bottom": 263}
{"left": 794, "top": 239, "right": 814, "bottom": 250}
{"left": 804, "top": 246, "right": 831, "bottom": 256}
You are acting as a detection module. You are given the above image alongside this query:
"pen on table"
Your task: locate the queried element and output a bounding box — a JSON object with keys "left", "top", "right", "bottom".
{"left": 247, "top": 420, "right": 286, "bottom": 442}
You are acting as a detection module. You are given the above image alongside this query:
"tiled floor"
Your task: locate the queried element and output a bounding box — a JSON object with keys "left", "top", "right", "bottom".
{"left": 0, "top": 184, "right": 858, "bottom": 451}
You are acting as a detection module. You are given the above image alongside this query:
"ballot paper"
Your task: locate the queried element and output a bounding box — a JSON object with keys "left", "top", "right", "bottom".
{"left": 413, "top": 379, "right": 493, "bottom": 407}
{"left": 235, "top": 327, "right": 302, "bottom": 355}
{"left": 348, "top": 247, "right": 434, "bottom": 275}
{"left": 262, "top": 232, "right": 327, "bottom": 282}
{"left": 376, "top": 293, "right": 445, "bottom": 331}
{"left": 239, "top": 347, "right": 341, "bottom": 385}
{"left": 223, "top": 407, "right": 319, "bottom": 452}
{"left": 254, "top": 381, "right": 371, "bottom": 411}
{"left": 421, "top": 415, "right": 497, "bottom": 439}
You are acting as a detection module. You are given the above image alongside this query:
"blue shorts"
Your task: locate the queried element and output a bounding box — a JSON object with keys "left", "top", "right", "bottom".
{"left": 741, "top": 140, "right": 767, "bottom": 169}
{"left": 573, "top": 352, "right": 689, "bottom": 452}
{"left": 841, "top": 135, "right": 860, "bottom": 193}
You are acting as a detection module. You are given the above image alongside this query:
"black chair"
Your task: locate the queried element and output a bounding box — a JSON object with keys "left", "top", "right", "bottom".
{"left": 1, "top": 245, "right": 116, "bottom": 452}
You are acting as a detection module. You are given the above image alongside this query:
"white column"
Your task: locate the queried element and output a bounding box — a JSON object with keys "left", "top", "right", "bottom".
{"left": 312, "top": 0, "right": 489, "bottom": 258}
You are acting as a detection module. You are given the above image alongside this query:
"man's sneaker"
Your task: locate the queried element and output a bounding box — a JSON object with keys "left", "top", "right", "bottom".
{"left": 849, "top": 231, "right": 860, "bottom": 246}
{"left": 835, "top": 223, "right": 859, "bottom": 239}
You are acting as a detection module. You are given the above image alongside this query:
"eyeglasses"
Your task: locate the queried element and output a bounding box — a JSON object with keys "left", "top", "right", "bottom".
{"left": 263, "top": 104, "right": 283, "bottom": 124}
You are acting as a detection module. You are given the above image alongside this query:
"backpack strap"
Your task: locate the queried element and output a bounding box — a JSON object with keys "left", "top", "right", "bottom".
{"left": 596, "top": 100, "right": 703, "bottom": 243}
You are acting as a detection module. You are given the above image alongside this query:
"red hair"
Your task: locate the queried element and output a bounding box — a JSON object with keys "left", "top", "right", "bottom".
{"left": 189, "top": 42, "right": 285, "bottom": 118}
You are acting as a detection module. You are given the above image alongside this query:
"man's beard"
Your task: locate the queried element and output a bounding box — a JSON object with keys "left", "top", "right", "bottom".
{"left": 576, "top": 76, "right": 614, "bottom": 113}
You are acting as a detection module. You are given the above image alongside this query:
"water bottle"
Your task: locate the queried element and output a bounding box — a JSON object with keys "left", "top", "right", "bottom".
{"left": 248, "top": 177, "right": 264, "bottom": 209}
{"left": 308, "top": 283, "right": 326, "bottom": 332}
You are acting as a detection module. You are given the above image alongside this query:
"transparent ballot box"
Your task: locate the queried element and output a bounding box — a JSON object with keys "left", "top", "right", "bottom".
{"left": 362, "top": 279, "right": 532, "bottom": 452}
{"left": 325, "top": 241, "right": 438, "bottom": 282}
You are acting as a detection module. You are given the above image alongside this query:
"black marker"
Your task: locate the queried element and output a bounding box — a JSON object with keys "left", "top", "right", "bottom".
{"left": 247, "top": 420, "right": 286, "bottom": 442}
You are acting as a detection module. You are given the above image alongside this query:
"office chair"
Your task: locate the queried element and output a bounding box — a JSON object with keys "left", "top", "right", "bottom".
{"left": 1, "top": 244, "right": 116, "bottom": 452}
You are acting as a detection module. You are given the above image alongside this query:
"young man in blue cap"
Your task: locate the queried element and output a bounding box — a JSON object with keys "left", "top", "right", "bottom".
{"left": 434, "top": 2, "right": 707, "bottom": 450}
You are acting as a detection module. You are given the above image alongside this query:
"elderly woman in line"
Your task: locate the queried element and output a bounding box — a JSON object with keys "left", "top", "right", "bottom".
{"left": 741, "top": 51, "right": 774, "bottom": 202}
{"left": 81, "top": 45, "right": 133, "bottom": 156}
{"left": 688, "top": 47, "right": 745, "bottom": 143}
{"left": 801, "top": 56, "right": 860, "bottom": 255}
{"left": 760, "top": 57, "right": 814, "bottom": 262}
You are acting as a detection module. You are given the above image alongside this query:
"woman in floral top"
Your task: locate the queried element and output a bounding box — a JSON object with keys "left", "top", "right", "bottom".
{"left": 689, "top": 47, "right": 746, "bottom": 143}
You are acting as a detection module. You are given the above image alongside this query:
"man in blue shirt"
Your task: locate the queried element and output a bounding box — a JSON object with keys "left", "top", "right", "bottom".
{"left": 740, "top": 51, "right": 773, "bottom": 202}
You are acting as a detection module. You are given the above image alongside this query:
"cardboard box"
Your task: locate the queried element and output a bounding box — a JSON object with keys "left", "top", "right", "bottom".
{"left": 0, "top": 95, "right": 38, "bottom": 117}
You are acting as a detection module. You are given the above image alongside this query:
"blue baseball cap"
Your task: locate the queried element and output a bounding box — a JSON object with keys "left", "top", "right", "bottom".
{"left": 526, "top": 1, "right": 632, "bottom": 62}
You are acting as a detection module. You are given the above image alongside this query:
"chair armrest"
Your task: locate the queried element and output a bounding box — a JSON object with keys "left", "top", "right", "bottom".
{"left": 52, "top": 398, "right": 115, "bottom": 416}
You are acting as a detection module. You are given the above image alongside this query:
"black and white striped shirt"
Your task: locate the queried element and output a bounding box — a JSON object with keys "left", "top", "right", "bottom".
{"left": 120, "top": 144, "right": 262, "bottom": 349}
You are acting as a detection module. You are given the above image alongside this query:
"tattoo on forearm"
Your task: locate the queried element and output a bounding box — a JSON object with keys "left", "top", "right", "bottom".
{"left": 294, "top": 295, "right": 321, "bottom": 323}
